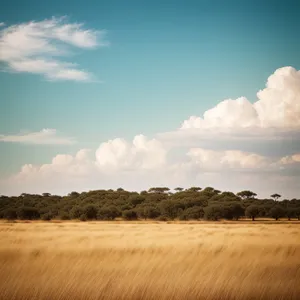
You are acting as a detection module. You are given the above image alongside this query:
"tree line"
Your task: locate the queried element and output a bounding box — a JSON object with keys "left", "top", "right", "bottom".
{"left": 0, "top": 187, "right": 300, "bottom": 221}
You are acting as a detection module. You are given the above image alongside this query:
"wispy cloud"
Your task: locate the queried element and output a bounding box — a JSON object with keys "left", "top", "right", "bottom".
{"left": 0, "top": 129, "right": 76, "bottom": 145}
{"left": 0, "top": 17, "right": 109, "bottom": 82}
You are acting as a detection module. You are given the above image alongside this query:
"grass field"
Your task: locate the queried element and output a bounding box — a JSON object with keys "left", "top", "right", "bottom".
{"left": 0, "top": 221, "right": 300, "bottom": 300}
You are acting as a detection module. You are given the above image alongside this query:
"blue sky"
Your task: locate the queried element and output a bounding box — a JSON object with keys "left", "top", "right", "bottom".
{"left": 0, "top": 0, "right": 300, "bottom": 197}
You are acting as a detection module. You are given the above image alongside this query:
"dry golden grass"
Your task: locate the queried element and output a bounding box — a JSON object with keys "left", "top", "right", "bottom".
{"left": 0, "top": 221, "right": 300, "bottom": 300}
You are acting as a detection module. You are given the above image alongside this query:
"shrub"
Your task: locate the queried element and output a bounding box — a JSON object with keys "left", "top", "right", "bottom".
{"left": 80, "top": 214, "right": 87, "bottom": 221}
{"left": 3, "top": 208, "right": 18, "bottom": 220}
{"left": 84, "top": 205, "right": 98, "bottom": 220}
{"left": 156, "top": 215, "right": 168, "bottom": 221}
{"left": 204, "top": 205, "right": 222, "bottom": 221}
{"left": 137, "top": 205, "right": 160, "bottom": 219}
{"left": 221, "top": 203, "right": 244, "bottom": 220}
{"left": 59, "top": 212, "right": 70, "bottom": 220}
{"left": 97, "top": 206, "right": 119, "bottom": 220}
{"left": 41, "top": 213, "right": 52, "bottom": 221}
{"left": 122, "top": 210, "right": 138, "bottom": 220}
{"left": 17, "top": 207, "right": 40, "bottom": 220}
{"left": 179, "top": 206, "right": 204, "bottom": 220}
{"left": 70, "top": 206, "right": 83, "bottom": 219}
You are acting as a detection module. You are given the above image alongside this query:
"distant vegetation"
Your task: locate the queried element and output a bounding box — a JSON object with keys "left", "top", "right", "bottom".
{"left": 1, "top": 187, "right": 300, "bottom": 221}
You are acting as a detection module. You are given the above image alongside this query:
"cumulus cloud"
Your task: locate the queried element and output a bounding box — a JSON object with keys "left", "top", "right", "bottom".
{"left": 279, "top": 153, "right": 300, "bottom": 165}
{"left": 187, "top": 148, "right": 269, "bottom": 171}
{"left": 1, "top": 136, "right": 296, "bottom": 197}
{"left": 17, "top": 149, "right": 93, "bottom": 179}
{"left": 180, "top": 66, "right": 300, "bottom": 130}
{"left": 95, "top": 135, "right": 167, "bottom": 171}
{"left": 0, "top": 17, "right": 108, "bottom": 81}
{"left": 158, "top": 66, "right": 300, "bottom": 156}
{"left": 0, "top": 129, "right": 76, "bottom": 145}
{"left": 1, "top": 66, "right": 300, "bottom": 197}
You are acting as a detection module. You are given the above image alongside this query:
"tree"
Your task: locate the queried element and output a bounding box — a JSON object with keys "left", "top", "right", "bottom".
{"left": 222, "top": 203, "right": 244, "bottom": 220}
{"left": 179, "top": 206, "right": 204, "bottom": 220}
{"left": 270, "top": 194, "right": 281, "bottom": 201}
{"left": 174, "top": 187, "right": 184, "bottom": 192}
{"left": 42, "top": 193, "right": 51, "bottom": 197}
{"left": 245, "top": 205, "right": 260, "bottom": 221}
{"left": 128, "top": 195, "right": 145, "bottom": 206}
{"left": 286, "top": 208, "right": 296, "bottom": 221}
{"left": 295, "top": 208, "right": 300, "bottom": 220}
{"left": 269, "top": 206, "right": 285, "bottom": 221}
{"left": 97, "top": 206, "right": 119, "bottom": 220}
{"left": 17, "top": 207, "right": 40, "bottom": 220}
{"left": 70, "top": 206, "right": 83, "bottom": 219}
{"left": 204, "top": 205, "right": 222, "bottom": 221}
{"left": 122, "top": 210, "right": 138, "bottom": 220}
{"left": 68, "top": 191, "right": 80, "bottom": 197}
{"left": 3, "top": 208, "right": 17, "bottom": 220}
{"left": 237, "top": 191, "right": 257, "bottom": 200}
{"left": 41, "top": 213, "right": 52, "bottom": 221}
{"left": 148, "top": 187, "right": 170, "bottom": 194}
{"left": 187, "top": 187, "right": 202, "bottom": 192}
{"left": 159, "top": 200, "right": 185, "bottom": 220}
{"left": 84, "top": 205, "right": 98, "bottom": 220}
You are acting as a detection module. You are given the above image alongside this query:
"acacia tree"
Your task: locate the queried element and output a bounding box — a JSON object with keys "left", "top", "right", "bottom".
{"left": 245, "top": 205, "right": 260, "bottom": 221}
{"left": 270, "top": 194, "right": 281, "bottom": 201}
{"left": 187, "top": 187, "right": 202, "bottom": 192}
{"left": 174, "top": 187, "right": 184, "bottom": 192}
{"left": 237, "top": 190, "right": 257, "bottom": 200}
{"left": 148, "top": 187, "right": 170, "bottom": 194}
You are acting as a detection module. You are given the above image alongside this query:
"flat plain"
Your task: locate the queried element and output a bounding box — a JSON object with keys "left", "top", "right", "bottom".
{"left": 0, "top": 221, "right": 300, "bottom": 300}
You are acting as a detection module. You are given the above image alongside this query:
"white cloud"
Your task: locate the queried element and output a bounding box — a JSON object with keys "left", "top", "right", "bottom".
{"left": 1, "top": 66, "right": 300, "bottom": 198}
{"left": 95, "top": 135, "right": 167, "bottom": 171}
{"left": 0, "top": 136, "right": 296, "bottom": 197}
{"left": 187, "top": 148, "right": 269, "bottom": 171}
{"left": 279, "top": 153, "right": 300, "bottom": 165}
{"left": 0, "top": 17, "right": 108, "bottom": 81}
{"left": 0, "top": 129, "right": 75, "bottom": 145}
{"left": 0, "top": 22, "right": 5, "bottom": 27}
{"left": 180, "top": 66, "right": 300, "bottom": 130}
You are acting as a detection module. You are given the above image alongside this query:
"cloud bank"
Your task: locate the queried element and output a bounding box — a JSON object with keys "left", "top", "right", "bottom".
{"left": 0, "top": 129, "right": 75, "bottom": 145}
{"left": 0, "top": 17, "right": 108, "bottom": 81}
{"left": 1, "top": 66, "right": 300, "bottom": 197}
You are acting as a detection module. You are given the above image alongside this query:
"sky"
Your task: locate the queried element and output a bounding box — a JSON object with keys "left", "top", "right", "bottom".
{"left": 0, "top": 0, "right": 300, "bottom": 197}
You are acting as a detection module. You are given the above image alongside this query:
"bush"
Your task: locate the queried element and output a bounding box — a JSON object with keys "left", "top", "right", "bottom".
{"left": 70, "top": 206, "right": 83, "bottom": 219}
{"left": 122, "top": 210, "right": 138, "bottom": 220}
{"left": 221, "top": 203, "right": 244, "bottom": 220}
{"left": 3, "top": 208, "right": 18, "bottom": 220}
{"left": 97, "top": 206, "right": 119, "bottom": 220}
{"left": 128, "top": 195, "right": 145, "bottom": 206}
{"left": 17, "top": 207, "right": 40, "bottom": 220}
{"left": 179, "top": 206, "right": 204, "bottom": 220}
{"left": 159, "top": 200, "right": 185, "bottom": 220}
{"left": 204, "top": 205, "right": 222, "bottom": 221}
{"left": 137, "top": 205, "right": 160, "bottom": 219}
{"left": 41, "top": 213, "right": 52, "bottom": 221}
{"left": 59, "top": 212, "right": 70, "bottom": 220}
{"left": 84, "top": 205, "right": 98, "bottom": 220}
{"left": 156, "top": 215, "right": 168, "bottom": 221}
{"left": 80, "top": 214, "right": 87, "bottom": 221}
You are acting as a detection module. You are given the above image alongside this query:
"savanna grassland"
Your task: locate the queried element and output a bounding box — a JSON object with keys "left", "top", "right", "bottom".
{"left": 0, "top": 221, "right": 300, "bottom": 300}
